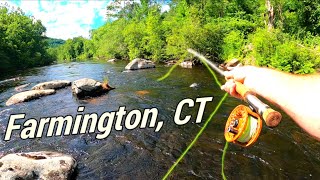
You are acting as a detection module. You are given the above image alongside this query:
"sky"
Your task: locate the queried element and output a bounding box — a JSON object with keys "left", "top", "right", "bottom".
{"left": 1, "top": 0, "right": 110, "bottom": 40}
{"left": 1, "top": 0, "right": 170, "bottom": 40}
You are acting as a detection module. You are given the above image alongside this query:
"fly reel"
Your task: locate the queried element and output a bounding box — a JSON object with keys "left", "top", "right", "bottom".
{"left": 224, "top": 105, "right": 263, "bottom": 147}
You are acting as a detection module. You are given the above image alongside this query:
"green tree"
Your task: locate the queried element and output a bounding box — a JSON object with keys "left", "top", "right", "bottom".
{"left": 92, "top": 19, "right": 128, "bottom": 60}
{"left": 0, "top": 5, "right": 53, "bottom": 71}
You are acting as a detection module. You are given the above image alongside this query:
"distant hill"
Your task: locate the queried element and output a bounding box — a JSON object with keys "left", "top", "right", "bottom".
{"left": 44, "top": 37, "right": 65, "bottom": 48}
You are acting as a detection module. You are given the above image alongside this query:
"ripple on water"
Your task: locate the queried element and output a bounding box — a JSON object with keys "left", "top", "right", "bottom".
{"left": 0, "top": 62, "right": 319, "bottom": 179}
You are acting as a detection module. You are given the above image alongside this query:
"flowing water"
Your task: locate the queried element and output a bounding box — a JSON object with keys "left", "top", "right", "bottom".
{"left": 0, "top": 61, "right": 319, "bottom": 179}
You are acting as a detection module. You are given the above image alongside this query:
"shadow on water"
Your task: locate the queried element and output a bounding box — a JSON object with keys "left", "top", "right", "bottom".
{"left": 0, "top": 61, "right": 319, "bottom": 179}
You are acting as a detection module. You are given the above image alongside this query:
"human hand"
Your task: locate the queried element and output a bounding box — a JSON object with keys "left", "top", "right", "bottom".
{"left": 221, "top": 66, "right": 255, "bottom": 99}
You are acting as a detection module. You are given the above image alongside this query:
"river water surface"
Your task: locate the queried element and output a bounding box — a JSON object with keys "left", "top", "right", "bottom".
{"left": 0, "top": 61, "right": 319, "bottom": 179}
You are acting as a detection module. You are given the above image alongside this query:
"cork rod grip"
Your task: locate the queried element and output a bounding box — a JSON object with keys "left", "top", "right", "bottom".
{"left": 235, "top": 82, "right": 251, "bottom": 99}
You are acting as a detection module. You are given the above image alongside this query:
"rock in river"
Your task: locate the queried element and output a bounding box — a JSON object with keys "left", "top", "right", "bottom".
{"left": 72, "top": 78, "right": 114, "bottom": 97}
{"left": 180, "top": 61, "right": 193, "bottom": 68}
{"left": 14, "top": 83, "right": 30, "bottom": 92}
{"left": 125, "top": 58, "right": 155, "bottom": 70}
{"left": 219, "top": 58, "right": 240, "bottom": 71}
{"left": 107, "top": 58, "right": 118, "bottom": 63}
{"left": 6, "top": 89, "right": 56, "bottom": 106}
{"left": 189, "top": 83, "right": 198, "bottom": 88}
{"left": 32, "top": 80, "right": 71, "bottom": 90}
{"left": 0, "top": 151, "right": 77, "bottom": 180}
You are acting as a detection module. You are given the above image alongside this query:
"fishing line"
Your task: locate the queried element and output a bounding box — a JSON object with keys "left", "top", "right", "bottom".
{"left": 157, "top": 59, "right": 184, "bottom": 81}
{"left": 158, "top": 57, "right": 229, "bottom": 179}
{"left": 162, "top": 93, "right": 228, "bottom": 179}
{"left": 221, "top": 141, "right": 229, "bottom": 180}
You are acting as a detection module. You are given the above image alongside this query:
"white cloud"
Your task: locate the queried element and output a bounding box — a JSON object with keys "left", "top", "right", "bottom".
{"left": 161, "top": 4, "right": 170, "bottom": 13}
{"left": 2, "top": 0, "right": 109, "bottom": 40}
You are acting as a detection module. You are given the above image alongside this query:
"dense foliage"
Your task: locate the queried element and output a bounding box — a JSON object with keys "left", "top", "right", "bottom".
{"left": 52, "top": 0, "right": 320, "bottom": 74}
{"left": 3, "top": 1, "right": 320, "bottom": 74}
{"left": 0, "top": 6, "right": 54, "bottom": 72}
{"left": 47, "top": 37, "right": 94, "bottom": 62}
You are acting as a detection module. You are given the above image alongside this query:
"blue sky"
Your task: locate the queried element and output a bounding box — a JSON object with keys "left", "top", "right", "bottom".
{"left": 2, "top": 0, "right": 110, "bottom": 40}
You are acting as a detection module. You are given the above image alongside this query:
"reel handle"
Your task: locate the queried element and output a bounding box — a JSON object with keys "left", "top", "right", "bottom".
{"left": 235, "top": 82, "right": 282, "bottom": 127}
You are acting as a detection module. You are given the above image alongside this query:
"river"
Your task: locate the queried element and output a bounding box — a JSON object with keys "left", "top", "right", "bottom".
{"left": 0, "top": 61, "right": 319, "bottom": 179}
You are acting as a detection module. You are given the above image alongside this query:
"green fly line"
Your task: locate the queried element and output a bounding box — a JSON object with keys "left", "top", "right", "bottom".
{"left": 221, "top": 141, "right": 229, "bottom": 179}
{"left": 158, "top": 57, "right": 229, "bottom": 180}
{"left": 157, "top": 59, "right": 184, "bottom": 81}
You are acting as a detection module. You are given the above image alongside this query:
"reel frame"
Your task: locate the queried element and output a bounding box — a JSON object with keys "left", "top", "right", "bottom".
{"left": 224, "top": 105, "right": 263, "bottom": 147}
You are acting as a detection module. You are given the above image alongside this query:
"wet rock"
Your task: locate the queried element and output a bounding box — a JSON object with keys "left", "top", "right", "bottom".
{"left": 0, "top": 151, "right": 77, "bottom": 180}
{"left": 189, "top": 83, "right": 198, "bottom": 88}
{"left": 165, "top": 60, "right": 177, "bottom": 66}
{"left": 6, "top": 89, "right": 56, "bottom": 106}
{"left": 125, "top": 58, "right": 155, "bottom": 70}
{"left": 107, "top": 58, "right": 118, "bottom": 63}
{"left": 72, "top": 78, "right": 114, "bottom": 97}
{"left": 219, "top": 58, "right": 240, "bottom": 71}
{"left": 0, "top": 77, "right": 21, "bottom": 85}
{"left": 32, "top": 80, "right": 71, "bottom": 90}
{"left": 14, "top": 83, "right": 30, "bottom": 92}
{"left": 180, "top": 61, "right": 193, "bottom": 68}
{"left": 226, "top": 58, "right": 240, "bottom": 67}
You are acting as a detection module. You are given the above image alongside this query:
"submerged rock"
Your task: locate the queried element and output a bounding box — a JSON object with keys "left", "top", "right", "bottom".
{"left": 32, "top": 80, "right": 71, "bottom": 90}
{"left": 14, "top": 83, "right": 30, "bottom": 92}
{"left": 135, "top": 90, "right": 150, "bottom": 96}
{"left": 0, "top": 151, "right": 77, "bottom": 180}
{"left": 125, "top": 58, "right": 155, "bottom": 70}
{"left": 6, "top": 89, "right": 56, "bottom": 106}
{"left": 72, "top": 78, "right": 114, "bottom": 97}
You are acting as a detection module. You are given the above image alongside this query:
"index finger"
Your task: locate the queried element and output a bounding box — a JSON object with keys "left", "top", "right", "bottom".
{"left": 223, "top": 71, "right": 234, "bottom": 80}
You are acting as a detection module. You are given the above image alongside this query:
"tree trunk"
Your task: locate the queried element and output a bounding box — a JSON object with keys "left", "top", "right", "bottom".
{"left": 266, "top": 0, "right": 274, "bottom": 31}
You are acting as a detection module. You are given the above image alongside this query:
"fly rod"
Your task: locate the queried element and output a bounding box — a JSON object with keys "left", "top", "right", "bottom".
{"left": 188, "top": 48, "right": 282, "bottom": 147}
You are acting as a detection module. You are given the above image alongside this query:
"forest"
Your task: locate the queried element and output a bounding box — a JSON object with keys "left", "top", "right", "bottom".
{"left": 0, "top": 5, "right": 55, "bottom": 72}
{"left": 2, "top": 0, "right": 320, "bottom": 74}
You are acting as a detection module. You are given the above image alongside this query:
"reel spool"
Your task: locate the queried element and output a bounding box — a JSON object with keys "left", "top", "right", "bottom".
{"left": 224, "top": 105, "right": 262, "bottom": 147}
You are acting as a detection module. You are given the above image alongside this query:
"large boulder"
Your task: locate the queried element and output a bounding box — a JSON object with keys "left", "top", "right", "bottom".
{"left": 125, "top": 58, "right": 155, "bottom": 70}
{"left": 0, "top": 151, "right": 77, "bottom": 180}
{"left": 6, "top": 89, "right": 56, "bottom": 106}
{"left": 32, "top": 80, "right": 71, "bottom": 90}
{"left": 72, "top": 78, "right": 114, "bottom": 97}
